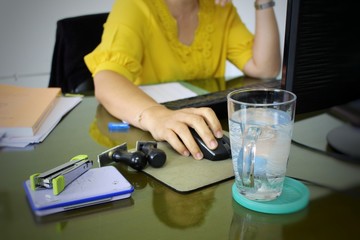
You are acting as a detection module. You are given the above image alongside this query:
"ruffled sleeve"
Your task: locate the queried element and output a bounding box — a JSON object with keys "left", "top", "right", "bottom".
{"left": 84, "top": 46, "right": 142, "bottom": 83}
{"left": 226, "top": 6, "right": 254, "bottom": 70}
{"left": 84, "top": 0, "right": 148, "bottom": 82}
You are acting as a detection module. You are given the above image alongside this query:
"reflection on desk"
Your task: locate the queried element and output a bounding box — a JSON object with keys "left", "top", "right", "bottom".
{"left": 89, "top": 103, "right": 153, "bottom": 149}
{"left": 1, "top": 77, "right": 360, "bottom": 240}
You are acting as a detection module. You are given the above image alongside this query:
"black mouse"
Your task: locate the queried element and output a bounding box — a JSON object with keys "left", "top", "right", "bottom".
{"left": 189, "top": 128, "right": 231, "bottom": 161}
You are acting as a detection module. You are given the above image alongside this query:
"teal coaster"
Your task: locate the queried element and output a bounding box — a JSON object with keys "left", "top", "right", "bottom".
{"left": 232, "top": 177, "right": 309, "bottom": 214}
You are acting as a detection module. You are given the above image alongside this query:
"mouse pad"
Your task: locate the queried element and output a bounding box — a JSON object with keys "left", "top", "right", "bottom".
{"left": 141, "top": 132, "right": 234, "bottom": 192}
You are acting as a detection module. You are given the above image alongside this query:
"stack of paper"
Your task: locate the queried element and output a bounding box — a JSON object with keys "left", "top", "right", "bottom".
{"left": 0, "top": 84, "right": 82, "bottom": 148}
{"left": 0, "top": 84, "right": 61, "bottom": 136}
{"left": 139, "top": 82, "right": 198, "bottom": 103}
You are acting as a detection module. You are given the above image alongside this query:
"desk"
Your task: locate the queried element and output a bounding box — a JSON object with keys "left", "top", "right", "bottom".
{"left": 1, "top": 78, "right": 360, "bottom": 240}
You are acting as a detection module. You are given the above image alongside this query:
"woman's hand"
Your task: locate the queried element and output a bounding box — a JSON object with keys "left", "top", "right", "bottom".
{"left": 93, "top": 71, "right": 223, "bottom": 160}
{"left": 139, "top": 105, "right": 223, "bottom": 160}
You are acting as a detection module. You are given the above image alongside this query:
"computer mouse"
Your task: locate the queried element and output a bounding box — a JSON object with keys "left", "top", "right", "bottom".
{"left": 189, "top": 128, "right": 231, "bottom": 161}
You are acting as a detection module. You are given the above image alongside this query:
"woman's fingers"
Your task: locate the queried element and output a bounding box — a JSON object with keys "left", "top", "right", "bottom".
{"left": 146, "top": 107, "right": 223, "bottom": 160}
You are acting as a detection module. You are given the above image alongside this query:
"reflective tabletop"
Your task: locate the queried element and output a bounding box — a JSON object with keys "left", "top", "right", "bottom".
{"left": 1, "top": 77, "right": 359, "bottom": 239}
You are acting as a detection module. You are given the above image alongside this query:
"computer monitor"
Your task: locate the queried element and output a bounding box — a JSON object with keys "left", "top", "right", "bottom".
{"left": 281, "top": 0, "right": 360, "bottom": 162}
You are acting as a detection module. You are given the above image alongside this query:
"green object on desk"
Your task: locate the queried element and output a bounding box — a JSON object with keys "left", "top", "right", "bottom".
{"left": 52, "top": 175, "right": 66, "bottom": 195}
{"left": 232, "top": 177, "right": 309, "bottom": 214}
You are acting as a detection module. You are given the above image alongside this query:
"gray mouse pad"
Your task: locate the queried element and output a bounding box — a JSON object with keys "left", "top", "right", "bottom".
{"left": 142, "top": 132, "right": 234, "bottom": 192}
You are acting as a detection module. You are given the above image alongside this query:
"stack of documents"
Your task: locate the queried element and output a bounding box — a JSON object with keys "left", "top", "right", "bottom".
{"left": 0, "top": 84, "right": 82, "bottom": 148}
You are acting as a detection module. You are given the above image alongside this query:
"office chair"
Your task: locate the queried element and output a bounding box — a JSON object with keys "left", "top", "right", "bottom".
{"left": 48, "top": 13, "right": 109, "bottom": 94}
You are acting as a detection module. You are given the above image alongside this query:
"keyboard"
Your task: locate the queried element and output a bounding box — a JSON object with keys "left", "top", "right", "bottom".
{"left": 163, "top": 79, "right": 280, "bottom": 119}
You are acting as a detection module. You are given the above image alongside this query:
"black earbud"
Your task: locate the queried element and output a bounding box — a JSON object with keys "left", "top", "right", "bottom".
{"left": 109, "top": 145, "right": 147, "bottom": 171}
{"left": 137, "top": 141, "right": 167, "bottom": 168}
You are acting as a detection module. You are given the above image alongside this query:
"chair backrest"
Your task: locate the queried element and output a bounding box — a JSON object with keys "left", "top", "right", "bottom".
{"left": 48, "top": 13, "right": 109, "bottom": 94}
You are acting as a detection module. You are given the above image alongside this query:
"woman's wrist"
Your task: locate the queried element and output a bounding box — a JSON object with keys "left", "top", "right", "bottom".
{"left": 136, "top": 105, "right": 166, "bottom": 131}
{"left": 254, "top": 0, "right": 275, "bottom": 10}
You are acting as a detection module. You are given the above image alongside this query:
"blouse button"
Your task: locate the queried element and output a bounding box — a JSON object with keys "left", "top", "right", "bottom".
{"left": 204, "top": 41, "right": 212, "bottom": 50}
{"left": 206, "top": 25, "right": 214, "bottom": 33}
{"left": 204, "top": 50, "right": 211, "bottom": 58}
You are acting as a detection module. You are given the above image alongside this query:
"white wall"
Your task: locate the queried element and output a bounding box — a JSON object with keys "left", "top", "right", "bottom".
{"left": 0, "top": 0, "right": 287, "bottom": 88}
{"left": 0, "top": 0, "right": 115, "bottom": 87}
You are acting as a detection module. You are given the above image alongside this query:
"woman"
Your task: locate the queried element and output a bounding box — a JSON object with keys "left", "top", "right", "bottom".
{"left": 85, "top": 0, "right": 280, "bottom": 160}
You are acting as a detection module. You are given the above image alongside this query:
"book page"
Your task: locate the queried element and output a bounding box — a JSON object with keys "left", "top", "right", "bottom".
{"left": 139, "top": 82, "right": 197, "bottom": 103}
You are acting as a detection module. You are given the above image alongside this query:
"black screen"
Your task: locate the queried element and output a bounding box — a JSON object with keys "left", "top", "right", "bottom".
{"left": 281, "top": 0, "right": 360, "bottom": 114}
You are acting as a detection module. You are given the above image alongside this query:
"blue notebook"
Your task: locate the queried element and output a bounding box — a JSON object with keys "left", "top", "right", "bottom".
{"left": 24, "top": 166, "right": 134, "bottom": 216}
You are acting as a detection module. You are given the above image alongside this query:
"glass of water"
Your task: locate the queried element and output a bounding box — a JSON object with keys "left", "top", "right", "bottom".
{"left": 227, "top": 88, "right": 296, "bottom": 201}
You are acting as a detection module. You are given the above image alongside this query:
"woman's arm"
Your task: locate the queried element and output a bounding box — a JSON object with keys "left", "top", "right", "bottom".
{"left": 243, "top": 0, "right": 281, "bottom": 78}
{"left": 94, "top": 70, "right": 223, "bottom": 160}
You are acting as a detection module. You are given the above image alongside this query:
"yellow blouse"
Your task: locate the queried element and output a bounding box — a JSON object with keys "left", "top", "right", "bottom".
{"left": 84, "top": 0, "right": 254, "bottom": 85}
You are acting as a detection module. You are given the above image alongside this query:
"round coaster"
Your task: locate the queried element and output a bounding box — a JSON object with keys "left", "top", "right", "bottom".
{"left": 232, "top": 177, "right": 309, "bottom": 214}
